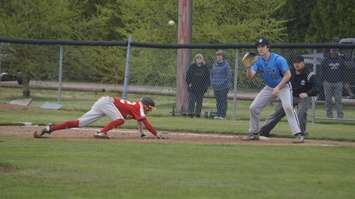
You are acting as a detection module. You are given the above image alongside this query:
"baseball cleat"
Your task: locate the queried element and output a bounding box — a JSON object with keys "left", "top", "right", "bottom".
{"left": 293, "top": 133, "right": 305, "bottom": 143}
{"left": 94, "top": 131, "right": 110, "bottom": 139}
{"left": 259, "top": 136, "right": 270, "bottom": 141}
{"left": 33, "top": 131, "right": 45, "bottom": 138}
{"left": 259, "top": 132, "right": 270, "bottom": 137}
{"left": 33, "top": 125, "right": 52, "bottom": 138}
{"left": 157, "top": 133, "right": 168, "bottom": 139}
{"left": 243, "top": 133, "right": 260, "bottom": 141}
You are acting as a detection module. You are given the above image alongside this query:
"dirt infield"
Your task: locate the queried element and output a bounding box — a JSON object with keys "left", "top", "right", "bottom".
{"left": 1, "top": 125, "right": 355, "bottom": 147}
{"left": 0, "top": 103, "right": 30, "bottom": 110}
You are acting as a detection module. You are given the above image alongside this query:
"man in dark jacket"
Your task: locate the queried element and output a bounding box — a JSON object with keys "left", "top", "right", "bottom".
{"left": 186, "top": 53, "right": 210, "bottom": 117}
{"left": 320, "top": 48, "right": 345, "bottom": 119}
{"left": 258, "top": 55, "right": 319, "bottom": 136}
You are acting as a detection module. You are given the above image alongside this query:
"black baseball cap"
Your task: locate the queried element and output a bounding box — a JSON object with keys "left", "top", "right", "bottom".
{"left": 293, "top": 55, "right": 304, "bottom": 63}
{"left": 256, "top": 38, "right": 269, "bottom": 47}
{"left": 141, "top": 97, "right": 155, "bottom": 107}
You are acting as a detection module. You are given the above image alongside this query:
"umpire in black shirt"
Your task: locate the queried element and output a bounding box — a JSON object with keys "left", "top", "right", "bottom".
{"left": 258, "top": 55, "right": 319, "bottom": 137}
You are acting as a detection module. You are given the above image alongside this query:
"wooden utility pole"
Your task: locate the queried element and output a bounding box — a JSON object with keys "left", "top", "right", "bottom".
{"left": 176, "top": 0, "right": 192, "bottom": 114}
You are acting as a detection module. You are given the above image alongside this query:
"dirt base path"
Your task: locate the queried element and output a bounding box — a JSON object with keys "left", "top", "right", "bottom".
{"left": 1, "top": 126, "right": 355, "bottom": 147}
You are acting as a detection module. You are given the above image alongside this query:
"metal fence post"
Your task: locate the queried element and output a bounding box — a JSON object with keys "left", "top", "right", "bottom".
{"left": 122, "top": 35, "right": 132, "bottom": 99}
{"left": 232, "top": 49, "right": 240, "bottom": 121}
{"left": 0, "top": 44, "right": 2, "bottom": 74}
{"left": 0, "top": 60, "right": 1, "bottom": 74}
{"left": 311, "top": 49, "right": 317, "bottom": 123}
{"left": 0, "top": 43, "right": 4, "bottom": 73}
{"left": 57, "top": 45, "right": 63, "bottom": 104}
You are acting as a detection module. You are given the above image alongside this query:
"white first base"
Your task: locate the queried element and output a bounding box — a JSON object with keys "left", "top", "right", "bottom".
{"left": 9, "top": 98, "right": 32, "bottom": 106}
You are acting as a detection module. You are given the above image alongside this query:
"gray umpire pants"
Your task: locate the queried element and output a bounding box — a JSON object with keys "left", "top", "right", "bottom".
{"left": 258, "top": 97, "right": 311, "bottom": 136}
{"left": 323, "top": 81, "right": 343, "bottom": 118}
{"left": 249, "top": 84, "right": 301, "bottom": 135}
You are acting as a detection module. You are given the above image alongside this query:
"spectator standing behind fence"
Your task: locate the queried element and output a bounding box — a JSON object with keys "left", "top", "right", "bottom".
{"left": 343, "top": 53, "right": 355, "bottom": 99}
{"left": 320, "top": 48, "right": 345, "bottom": 119}
{"left": 210, "top": 50, "right": 232, "bottom": 119}
{"left": 258, "top": 55, "right": 319, "bottom": 137}
{"left": 186, "top": 53, "right": 210, "bottom": 117}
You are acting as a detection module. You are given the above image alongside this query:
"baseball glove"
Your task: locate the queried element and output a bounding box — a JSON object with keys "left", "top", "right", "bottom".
{"left": 242, "top": 52, "right": 258, "bottom": 68}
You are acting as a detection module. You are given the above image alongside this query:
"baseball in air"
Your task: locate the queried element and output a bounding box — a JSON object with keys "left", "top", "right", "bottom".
{"left": 168, "top": 20, "right": 175, "bottom": 25}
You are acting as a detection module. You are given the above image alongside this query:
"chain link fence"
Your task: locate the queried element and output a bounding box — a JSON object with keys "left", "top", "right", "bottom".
{"left": 1, "top": 38, "right": 355, "bottom": 123}
{"left": 0, "top": 41, "right": 127, "bottom": 110}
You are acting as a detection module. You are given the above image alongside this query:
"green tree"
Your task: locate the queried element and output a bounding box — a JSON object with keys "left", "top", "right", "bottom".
{"left": 0, "top": 0, "right": 81, "bottom": 96}
{"left": 117, "top": 0, "right": 288, "bottom": 86}
{"left": 278, "top": 0, "right": 355, "bottom": 42}
{"left": 276, "top": 0, "right": 316, "bottom": 42}
{"left": 0, "top": 0, "right": 126, "bottom": 96}
{"left": 193, "top": 0, "right": 287, "bottom": 43}
{"left": 0, "top": 0, "right": 290, "bottom": 91}
{"left": 306, "top": 0, "right": 355, "bottom": 42}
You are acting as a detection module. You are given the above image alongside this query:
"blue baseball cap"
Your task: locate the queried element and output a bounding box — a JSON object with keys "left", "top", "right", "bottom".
{"left": 256, "top": 38, "right": 269, "bottom": 47}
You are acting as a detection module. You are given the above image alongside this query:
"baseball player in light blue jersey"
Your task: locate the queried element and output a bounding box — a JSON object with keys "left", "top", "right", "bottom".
{"left": 245, "top": 38, "right": 304, "bottom": 143}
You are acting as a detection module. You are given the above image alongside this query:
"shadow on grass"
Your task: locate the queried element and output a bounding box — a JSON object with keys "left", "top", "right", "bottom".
{"left": 0, "top": 162, "right": 17, "bottom": 173}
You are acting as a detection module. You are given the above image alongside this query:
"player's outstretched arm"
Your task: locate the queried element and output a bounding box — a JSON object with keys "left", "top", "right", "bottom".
{"left": 137, "top": 121, "right": 146, "bottom": 138}
{"left": 141, "top": 118, "right": 165, "bottom": 139}
{"left": 246, "top": 67, "right": 255, "bottom": 79}
{"left": 141, "top": 119, "right": 156, "bottom": 135}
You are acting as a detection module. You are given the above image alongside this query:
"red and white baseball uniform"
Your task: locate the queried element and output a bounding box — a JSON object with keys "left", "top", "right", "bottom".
{"left": 78, "top": 96, "right": 157, "bottom": 135}
{"left": 113, "top": 97, "right": 147, "bottom": 120}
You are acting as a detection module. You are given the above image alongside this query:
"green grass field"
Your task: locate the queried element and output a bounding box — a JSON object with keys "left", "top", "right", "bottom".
{"left": 2, "top": 87, "right": 355, "bottom": 120}
{"left": 1, "top": 87, "right": 355, "bottom": 198}
{"left": 1, "top": 87, "right": 355, "bottom": 141}
{"left": 1, "top": 137, "right": 355, "bottom": 199}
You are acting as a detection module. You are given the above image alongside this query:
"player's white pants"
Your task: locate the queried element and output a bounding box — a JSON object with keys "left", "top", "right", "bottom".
{"left": 249, "top": 84, "right": 301, "bottom": 135}
{"left": 78, "top": 96, "right": 123, "bottom": 127}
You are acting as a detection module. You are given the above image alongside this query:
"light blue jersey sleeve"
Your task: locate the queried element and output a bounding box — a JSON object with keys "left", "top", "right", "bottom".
{"left": 251, "top": 58, "right": 261, "bottom": 74}
{"left": 277, "top": 56, "right": 289, "bottom": 75}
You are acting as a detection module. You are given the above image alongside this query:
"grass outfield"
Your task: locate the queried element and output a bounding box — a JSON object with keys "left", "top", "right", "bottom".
{"left": 1, "top": 137, "right": 355, "bottom": 199}
{"left": 1, "top": 88, "right": 355, "bottom": 198}
{"left": 2, "top": 87, "right": 355, "bottom": 120}
{"left": 1, "top": 86, "right": 355, "bottom": 141}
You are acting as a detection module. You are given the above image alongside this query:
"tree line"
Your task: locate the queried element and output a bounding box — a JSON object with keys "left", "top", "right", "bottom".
{"left": 0, "top": 0, "right": 354, "bottom": 96}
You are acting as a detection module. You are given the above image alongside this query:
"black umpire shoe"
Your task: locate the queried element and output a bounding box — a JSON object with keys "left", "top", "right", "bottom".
{"left": 293, "top": 133, "right": 305, "bottom": 143}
